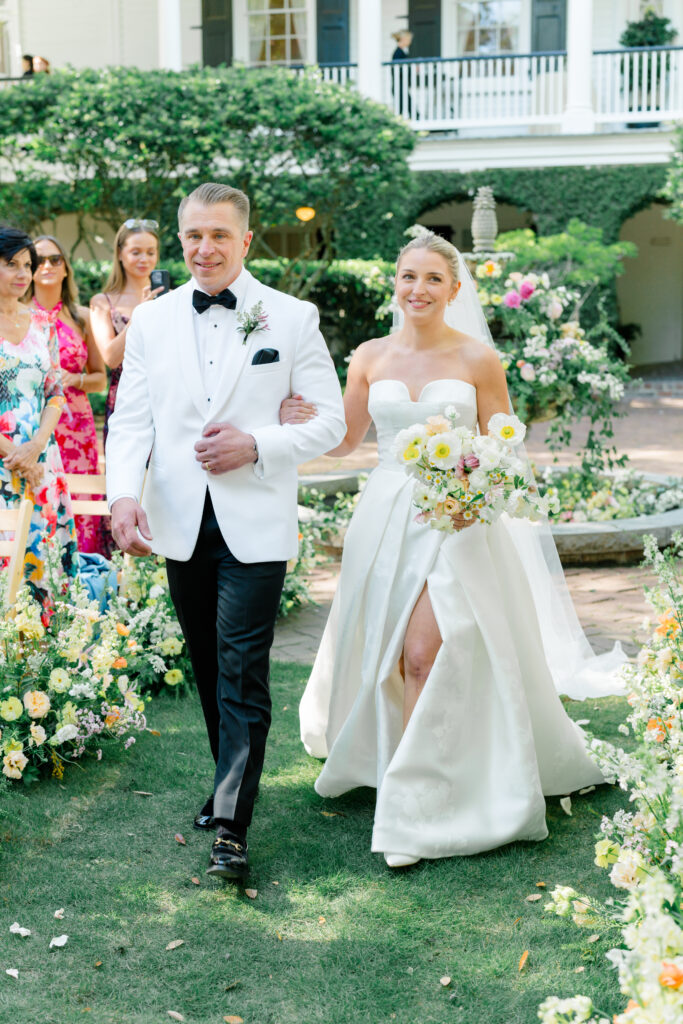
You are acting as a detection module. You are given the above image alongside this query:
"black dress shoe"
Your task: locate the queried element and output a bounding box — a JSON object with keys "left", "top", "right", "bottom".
{"left": 206, "top": 835, "right": 249, "bottom": 881}
{"left": 193, "top": 796, "right": 215, "bottom": 832}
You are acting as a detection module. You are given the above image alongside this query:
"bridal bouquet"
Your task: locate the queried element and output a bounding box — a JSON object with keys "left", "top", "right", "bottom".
{"left": 393, "top": 406, "right": 554, "bottom": 531}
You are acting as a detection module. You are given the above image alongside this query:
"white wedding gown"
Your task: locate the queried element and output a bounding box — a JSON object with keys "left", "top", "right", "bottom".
{"left": 299, "top": 379, "right": 627, "bottom": 860}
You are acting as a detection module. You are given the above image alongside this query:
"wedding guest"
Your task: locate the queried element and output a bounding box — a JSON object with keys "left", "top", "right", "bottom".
{"left": 27, "top": 235, "right": 107, "bottom": 554}
{"left": 391, "top": 30, "right": 414, "bottom": 116}
{"left": 89, "top": 219, "right": 161, "bottom": 445}
{"left": 32, "top": 55, "right": 50, "bottom": 74}
{"left": 22, "top": 55, "right": 34, "bottom": 77}
{"left": 0, "top": 227, "right": 77, "bottom": 600}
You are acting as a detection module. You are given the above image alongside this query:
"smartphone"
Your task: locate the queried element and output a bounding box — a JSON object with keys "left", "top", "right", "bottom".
{"left": 150, "top": 269, "right": 171, "bottom": 295}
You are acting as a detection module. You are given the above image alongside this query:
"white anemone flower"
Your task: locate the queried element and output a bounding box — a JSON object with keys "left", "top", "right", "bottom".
{"left": 487, "top": 413, "right": 527, "bottom": 447}
{"left": 426, "top": 431, "right": 464, "bottom": 470}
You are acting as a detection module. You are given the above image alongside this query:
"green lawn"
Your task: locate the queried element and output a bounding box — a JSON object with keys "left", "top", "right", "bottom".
{"left": 0, "top": 664, "right": 629, "bottom": 1024}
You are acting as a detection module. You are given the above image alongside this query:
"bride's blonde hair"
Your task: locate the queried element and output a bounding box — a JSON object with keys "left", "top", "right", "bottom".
{"left": 397, "top": 230, "right": 461, "bottom": 285}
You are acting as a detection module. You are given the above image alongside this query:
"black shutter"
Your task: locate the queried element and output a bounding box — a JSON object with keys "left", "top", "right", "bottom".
{"left": 408, "top": 0, "right": 441, "bottom": 59}
{"left": 531, "top": 0, "right": 566, "bottom": 52}
{"left": 317, "top": 0, "right": 350, "bottom": 64}
{"left": 202, "top": 0, "right": 233, "bottom": 67}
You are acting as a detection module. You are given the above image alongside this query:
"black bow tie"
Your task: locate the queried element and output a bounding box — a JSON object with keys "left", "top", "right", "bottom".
{"left": 192, "top": 287, "right": 237, "bottom": 314}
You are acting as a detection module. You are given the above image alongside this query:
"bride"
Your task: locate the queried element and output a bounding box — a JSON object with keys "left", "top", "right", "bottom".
{"left": 284, "top": 231, "right": 625, "bottom": 868}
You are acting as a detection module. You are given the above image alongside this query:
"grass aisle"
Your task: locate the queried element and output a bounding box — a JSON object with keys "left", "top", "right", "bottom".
{"left": 0, "top": 664, "right": 630, "bottom": 1024}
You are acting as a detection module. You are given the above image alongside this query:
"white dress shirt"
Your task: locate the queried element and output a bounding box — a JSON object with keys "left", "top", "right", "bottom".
{"left": 190, "top": 267, "right": 250, "bottom": 414}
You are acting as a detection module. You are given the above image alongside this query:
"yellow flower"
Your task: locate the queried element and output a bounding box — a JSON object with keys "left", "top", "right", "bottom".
{"left": 0, "top": 697, "right": 23, "bottom": 722}
{"left": 594, "top": 838, "right": 620, "bottom": 868}
{"left": 151, "top": 568, "right": 168, "bottom": 588}
{"left": 433, "top": 442, "right": 451, "bottom": 460}
{"left": 402, "top": 443, "right": 421, "bottom": 463}
{"left": 490, "top": 293, "right": 502, "bottom": 306}
{"left": 58, "top": 702, "right": 78, "bottom": 727}
{"left": 3, "top": 749, "right": 28, "bottom": 779}
{"left": 160, "top": 636, "right": 183, "bottom": 657}
{"left": 164, "top": 669, "right": 184, "bottom": 686}
{"left": 49, "top": 668, "right": 71, "bottom": 693}
{"left": 29, "top": 723, "right": 47, "bottom": 747}
{"left": 23, "top": 690, "right": 51, "bottom": 719}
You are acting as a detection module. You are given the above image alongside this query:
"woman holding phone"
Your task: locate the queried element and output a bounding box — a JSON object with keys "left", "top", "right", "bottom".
{"left": 89, "top": 219, "right": 162, "bottom": 445}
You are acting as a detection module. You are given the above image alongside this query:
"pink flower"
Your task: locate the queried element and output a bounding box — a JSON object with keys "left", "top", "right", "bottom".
{"left": 519, "top": 281, "right": 535, "bottom": 300}
{"left": 463, "top": 454, "right": 479, "bottom": 469}
{"left": 503, "top": 291, "right": 521, "bottom": 309}
{"left": 520, "top": 362, "right": 536, "bottom": 382}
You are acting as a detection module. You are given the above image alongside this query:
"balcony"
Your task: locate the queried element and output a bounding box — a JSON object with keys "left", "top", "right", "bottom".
{"left": 304, "top": 46, "right": 683, "bottom": 136}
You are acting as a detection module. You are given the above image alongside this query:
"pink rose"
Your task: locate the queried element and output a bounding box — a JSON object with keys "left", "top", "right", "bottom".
{"left": 520, "top": 281, "right": 535, "bottom": 300}
{"left": 520, "top": 362, "right": 536, "bottom": 382}
{"left": 463, "top": 454, "right": 479, "bottom": 469}
{"left": 503, "top": 291, "right": 521, "bottom": 309}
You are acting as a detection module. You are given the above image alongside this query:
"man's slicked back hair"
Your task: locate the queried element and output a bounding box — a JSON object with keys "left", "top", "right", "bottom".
{"left": 177, "top": 183, "right": 250, "bottom": 231}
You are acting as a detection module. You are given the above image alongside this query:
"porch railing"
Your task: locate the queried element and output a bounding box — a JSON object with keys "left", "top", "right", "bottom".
{"left": 383, "top": 52, "right": 567, "bottom": 131}
{"left": 291, "top": 62, "right": 357, "bottom": 87}
{"left": 593, "top": 45, "right": 683, "bottom": 124}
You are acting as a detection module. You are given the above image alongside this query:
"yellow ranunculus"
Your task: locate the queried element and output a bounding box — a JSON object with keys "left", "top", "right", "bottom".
{"left": 23, "top": 690, "right": 51, "bottom": 719}
{"left": 49, "top": 668, "right": 71, "bottom": 693}
{"left": 3, "top": 749, "right": 28, "bottom": 779}
{"left": 160, "top": 636, "right": 183, "bottom": 657}
{"left": 29, "top": 723, "right": 47, "bottom": 747}
{"left": 164, "top": 669, "right": 184, "bottom": 686}
{"left": 0, "top": 696, "right": 23, "bottom": 722}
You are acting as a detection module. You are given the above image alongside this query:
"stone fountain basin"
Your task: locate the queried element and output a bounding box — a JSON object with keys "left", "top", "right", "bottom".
{"left": 298, "top": 471, "right": 683, "bottom": 566}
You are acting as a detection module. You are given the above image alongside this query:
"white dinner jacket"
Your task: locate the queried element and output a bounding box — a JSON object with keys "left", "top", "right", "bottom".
{"left": 106, "top": 272, "right": 346, "bottom": 562}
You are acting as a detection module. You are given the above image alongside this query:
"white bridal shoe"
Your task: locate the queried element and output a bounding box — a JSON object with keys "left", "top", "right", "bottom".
{"left": 384, "top": 852, "right": 421, "bottom": 868}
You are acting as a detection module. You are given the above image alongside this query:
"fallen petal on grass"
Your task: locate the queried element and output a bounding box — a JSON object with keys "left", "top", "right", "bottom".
{"left": 518, "top": 950, "right": 529, "bottom": 971}
{"left": 174, "top": 834, "right": 186, "bottom": 846}
{"left": 54, "top": 908, "right": 65, "bottom": 919}
{"left": 166, "top": 939, "right": 184, "bottom": 951}
{"left": 49, "top": 934, "right": 68, "bottom": 948}
{"left": 574, "top": 966, "right": 585, "bottom": 973}
{"left": 579, "top": 786, "right": 596, "bottom": 795}
{"left": 190, "top": 877, "right": 200, "bottom": 886}
{"left": 587, "top": 934, "right": 600, "bottom": 943}
{"left": 6, "top": 968, "right": 19, "bottom": 979}
{"left": 244, "top": 889, "right": 258, "bottom": 900}
{"left": 9, "top": 922, "right": 31, "bottom": 937}
{"left": 318, "top": 916, "right": 326, "bottom": 924}
{"left": 224, "top": 1017, "right": 244, "bottom": 1023}
{"left": 439, "top": 976, "right": 451, "bottom": 987}
{"left": 320, "top": 811, "right": 345, "bottom": 817}
{"left": 525, "top": 894, "right": 542, "bottom": 902}
{"left": 560, "top": 797, "right": 572, "bottom": 816}
{"left": 536, "top": 882, "right": 546, "bottom": 888}
{"left": 167, "top": 1013, "right": 185, "bottom": 1022}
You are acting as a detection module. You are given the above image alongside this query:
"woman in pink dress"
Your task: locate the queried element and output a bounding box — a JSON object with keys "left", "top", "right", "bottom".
{"left": 27, "top": 236, "right": 107, "bottom": 554}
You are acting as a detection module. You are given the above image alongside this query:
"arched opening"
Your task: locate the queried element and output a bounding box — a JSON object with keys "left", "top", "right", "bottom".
{"left": 416, "top": 198, "right": 535, "bottom": 251}
{"left": 617, "top": 202, "right": 683, "bottom": 368}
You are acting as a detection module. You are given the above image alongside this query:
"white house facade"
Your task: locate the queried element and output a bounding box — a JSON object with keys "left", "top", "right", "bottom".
{"left": 1, "top": 0, "right": 682, "bottom": 365}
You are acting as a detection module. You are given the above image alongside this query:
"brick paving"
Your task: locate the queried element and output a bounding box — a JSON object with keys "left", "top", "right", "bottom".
{"left": 274, "top": 389, "right": 679, "bottom": 668}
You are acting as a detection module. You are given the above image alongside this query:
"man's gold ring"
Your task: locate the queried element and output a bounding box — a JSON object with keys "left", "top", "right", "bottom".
{"left": 203, "top": 461, "right": 211, "bottom": 472}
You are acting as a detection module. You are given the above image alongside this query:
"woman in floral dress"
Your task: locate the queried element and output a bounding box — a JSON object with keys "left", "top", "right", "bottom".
{"left": 28, "top": 235, "right": 107, "bottom": 554}
{"left": 0, "top": 227, "right": 77, "bottom": 599}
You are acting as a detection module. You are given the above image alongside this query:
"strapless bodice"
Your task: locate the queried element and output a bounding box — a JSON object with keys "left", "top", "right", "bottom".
{"left": 368, "top": 379, "right": 478, "bottom": 470}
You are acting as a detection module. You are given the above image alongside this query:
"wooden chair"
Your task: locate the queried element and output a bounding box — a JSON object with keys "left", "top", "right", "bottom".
{"left": 0, "top": 497, "right": 34, "bottom": 607}
{"left": 65, "top": 472, "right": 134, "bottom": 597}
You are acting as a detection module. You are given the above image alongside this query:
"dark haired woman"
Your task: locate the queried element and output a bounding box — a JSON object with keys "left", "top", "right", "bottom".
{"left": 28, "top": 235, "right": 107, "bottom": 554}
{"left": 0, "top": 227, "right": 77, "bottom": 597}
{"left": 89, "top": 219, "right": 161, "bottom": 445}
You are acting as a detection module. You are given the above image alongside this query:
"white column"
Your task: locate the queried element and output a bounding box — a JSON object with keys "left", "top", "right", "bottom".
{"left": 356, "top": 0, "right": 383, "bottom": 102}
{"left": 561, "top": 0, "right": 596, "bottom": 133}
{"left": 158, "top": 0, "right": 183, "bottom": 71}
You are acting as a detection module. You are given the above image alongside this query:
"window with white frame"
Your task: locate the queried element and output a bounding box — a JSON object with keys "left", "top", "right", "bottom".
{"left": 456, "top": 1, "right": 522, "bottom": 55}
{"left": 247, "top": 0, "right": 308, "bottom": 65}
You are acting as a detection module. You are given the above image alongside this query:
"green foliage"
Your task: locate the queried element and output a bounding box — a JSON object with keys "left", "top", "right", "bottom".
{"left": 0, "top": 66, "right": 414, "bottom": 293}
{"left": 662, "top": 123, "right": 683, "bottom": 224}
{"left": 619, "top": 8, "right": 678, "bottom": 48}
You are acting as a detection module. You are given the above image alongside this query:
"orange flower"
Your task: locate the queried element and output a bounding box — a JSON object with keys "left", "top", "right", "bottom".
{"left": 105, "top": 708, "right": 121, "bottom": 728}
{"left": 112, "top": 657, "right": 127, "bottom": 669}
{"left": 647, "top": 717, "right": 667, "bottom": 742}
{"left": 659, "top": 962, "right": 683, "bottom": 989}
{"left": 656, "top": 610, "right": 680, "bottom": 637}
{"left": 116, "top": 623, "right": 130, "bottom": 637}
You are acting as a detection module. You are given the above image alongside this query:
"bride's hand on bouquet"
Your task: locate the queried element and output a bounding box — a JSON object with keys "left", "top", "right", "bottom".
{"left": 451, "top": 513, "right": 476, "bottom": 532}
{"left": 280, "top": 393, "right": 317, "bottom": 425}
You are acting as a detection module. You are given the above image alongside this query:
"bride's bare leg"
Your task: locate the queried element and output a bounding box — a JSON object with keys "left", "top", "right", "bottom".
{"left": 402, "top": 584, "right": 442, "bottom": 730}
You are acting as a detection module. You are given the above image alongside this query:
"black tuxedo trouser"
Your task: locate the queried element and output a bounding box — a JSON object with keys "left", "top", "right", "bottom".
{"left": 166, "top": 492, "right": 287, "bottom": 830}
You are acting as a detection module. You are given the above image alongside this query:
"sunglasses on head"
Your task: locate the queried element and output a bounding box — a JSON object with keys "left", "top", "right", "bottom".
{"left": 37, "top": 254, "right": 64, "bottom": 267}
{"left": 123, "top": 218, "right": 159, "bottom": 232}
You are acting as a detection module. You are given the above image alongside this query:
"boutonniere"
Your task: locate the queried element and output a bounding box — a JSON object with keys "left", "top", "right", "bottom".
{"left": 236, "top": 301, "right": 269, "bottom": 345}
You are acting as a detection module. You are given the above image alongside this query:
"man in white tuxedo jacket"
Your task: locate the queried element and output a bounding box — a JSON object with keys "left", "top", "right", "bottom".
{"left": 107, "top": 182, "right": 346, "bottom": 880}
